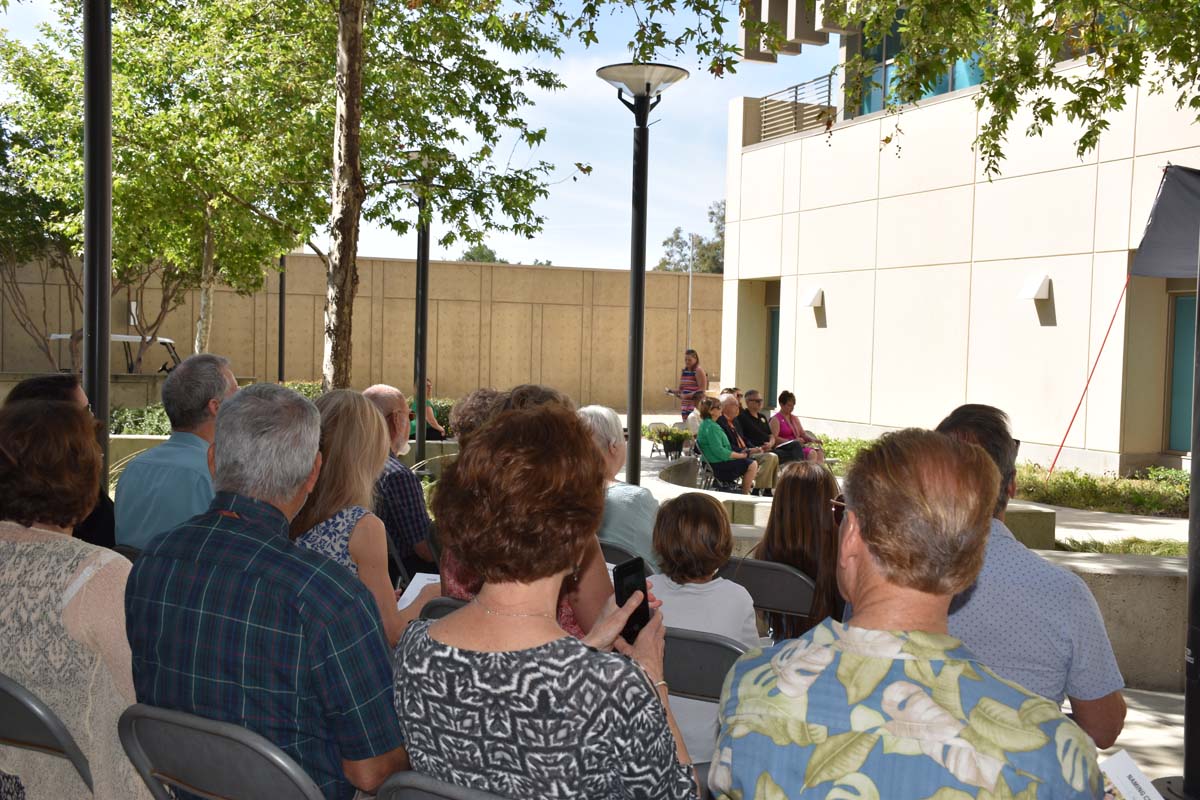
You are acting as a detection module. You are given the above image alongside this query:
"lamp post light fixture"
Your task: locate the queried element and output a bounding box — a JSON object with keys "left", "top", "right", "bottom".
{"left": 596, "top": 62, "right": 689, "bottom": 485}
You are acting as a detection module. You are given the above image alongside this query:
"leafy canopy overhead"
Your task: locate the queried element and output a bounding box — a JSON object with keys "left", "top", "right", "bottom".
{"left": 817, "top": 0, "right": 1200, "bottom": 175}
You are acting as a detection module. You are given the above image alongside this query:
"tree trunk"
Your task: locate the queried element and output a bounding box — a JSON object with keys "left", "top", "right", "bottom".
{"left": 194, "top": 203, "right": 217, "bottom": 354}
{"left": 323, "top": 0, "right": 367, "bottom": 390}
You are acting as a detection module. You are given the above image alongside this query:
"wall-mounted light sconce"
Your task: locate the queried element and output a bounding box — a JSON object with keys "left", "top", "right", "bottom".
{"left": 1019, "top": 275, "right": 1052, "bottom": 300}
{"left": 800, "top": 286, "right": 824, "bottom": 308}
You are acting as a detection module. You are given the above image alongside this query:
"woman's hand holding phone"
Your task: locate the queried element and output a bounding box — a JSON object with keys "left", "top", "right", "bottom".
{"left": 582, "top": 590, "right": 644, "bottom": 652}
{"left": 614, "top": 608, "right": 666, "bottom": 684}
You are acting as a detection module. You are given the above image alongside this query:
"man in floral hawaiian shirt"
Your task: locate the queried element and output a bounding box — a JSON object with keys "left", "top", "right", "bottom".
{"left": 712, "top": 429, "right": 1102, "bottom": 799}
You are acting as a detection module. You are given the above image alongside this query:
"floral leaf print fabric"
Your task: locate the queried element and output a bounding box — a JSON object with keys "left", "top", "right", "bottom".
{"left": 711, "top": 620, "right": 1104, "bottom": 800}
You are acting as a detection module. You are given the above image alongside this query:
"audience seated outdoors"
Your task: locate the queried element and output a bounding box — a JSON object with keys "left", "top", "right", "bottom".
{"left": 734, "top": 389, "right": 773, "bottom": 455}
{"left": 684, "top": 392, "right": 707, "bottom": 438}
{"left": 937, "top": 404, "right": 1127, "bottom": 749}
{"left": 291, "top": 390, "right": 437, "bottom": 646}
{"left": 3, "top": 373, "right": 115, "bottom": 549}
{"left": 711, "top": 429, "right": 1104, "bottom": 799}
{"left": 753, "top": 461, "right": 844, "bottom": 638}
{"left": 114, "top": 353, "right": 238, "bottom": 550}
{"left": 448, "top": 387, "right": 501, "bottom": 439}
{"left": 0, "top": 400, "right": 150, "bottom": 798}
{"left": 364, "top": 384, "right": 439, "bottom": 578}
{"left": 769, "top": 390, "right": 824, "bottom": 464}
{"left": 393, "top": 403, "right": 699, "bottom": 799}
{"left": 578, "top": 404, "right": 661, "bottom": 573}
{"left": 439, "top": 384, "right": 613, "bottom": 638}
{"left": 695, "top": 396, "right": 758, "bottom": 494}
{"left": 651, "top": 493, "right": 762, "bottom": 761}
{"left": 717, "top": 393, "right": 778, "bottom": 497}
{"left": 124, "top": 383, "right": 408, "bottom": 799}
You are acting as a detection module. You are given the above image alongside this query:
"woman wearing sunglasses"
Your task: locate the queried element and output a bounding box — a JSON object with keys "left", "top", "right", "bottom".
{"left": 753, "top": 461, "right": 844, "bottom": 638}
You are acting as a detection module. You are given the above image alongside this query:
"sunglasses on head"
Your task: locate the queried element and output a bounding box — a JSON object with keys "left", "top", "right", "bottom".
{"left": 831, "top": 494, "right": 846, "bottom": 527}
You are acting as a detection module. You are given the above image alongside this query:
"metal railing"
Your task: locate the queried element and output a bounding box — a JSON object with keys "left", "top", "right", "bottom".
{"left": 759, "top": 74, "right": 837, "bottom": 142}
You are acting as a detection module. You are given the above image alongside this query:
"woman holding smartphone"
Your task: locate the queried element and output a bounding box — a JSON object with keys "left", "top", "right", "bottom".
{"left": 393, "top": 404, "right": 698, "bottom": 799}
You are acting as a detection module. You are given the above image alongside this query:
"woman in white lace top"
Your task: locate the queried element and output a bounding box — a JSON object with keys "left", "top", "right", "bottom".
{"left": 0, "top": 400, "right": 150, "bottom": 799}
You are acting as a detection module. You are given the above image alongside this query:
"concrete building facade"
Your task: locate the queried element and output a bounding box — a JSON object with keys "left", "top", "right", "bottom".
{"left": 1, "top": 255, "right": 722, "bottom": 412}
{"left": 722, "top": 55, "right": 1200, "bottom": 473}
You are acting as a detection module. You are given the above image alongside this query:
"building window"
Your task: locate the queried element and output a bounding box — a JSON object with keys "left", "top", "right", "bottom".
{"left": 856, "top": 16, "right": 984, "bottom": 116}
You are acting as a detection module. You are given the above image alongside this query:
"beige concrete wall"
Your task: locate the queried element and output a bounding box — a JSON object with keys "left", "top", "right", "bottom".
{"left": 0, "top": 258, "right": 722, "bottom": 413}
{"left": 725, "top": 62, "right": 1200, "bottom": 471}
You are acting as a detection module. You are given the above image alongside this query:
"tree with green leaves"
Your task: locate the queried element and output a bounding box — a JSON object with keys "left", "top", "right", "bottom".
{"left": 0, "top": 0, "right": 326, "bottom": 370}
{"left": 459, "top": 243, "right": 508, "bottom": 264}
{"left": 656, "top": 199, "right": 724, "bottom": 273}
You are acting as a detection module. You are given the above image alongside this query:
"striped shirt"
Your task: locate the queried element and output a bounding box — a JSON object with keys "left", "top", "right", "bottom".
{"left": 125, "top": 492, "right": 402, "bottom": 800}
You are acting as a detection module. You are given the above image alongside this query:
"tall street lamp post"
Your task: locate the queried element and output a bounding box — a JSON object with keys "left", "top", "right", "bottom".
{"left": 596, "top": 62, "right": 688, "bottom": 485}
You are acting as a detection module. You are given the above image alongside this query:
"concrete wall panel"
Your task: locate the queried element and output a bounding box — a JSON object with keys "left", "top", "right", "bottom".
{"left": 799, "top": 118, "right": 881, "bottom": 210}
{"left": 740, "top": 146, "right": 786, "bottom": 220}
{"left": 1083, "top": 253, "right": 1132, "bottom": 453}
{"left": 782, "top": 140, "right": 803, "bottom": 213}
{"left": 791, "top": 270, "right": 874, "bottom": 423}
{"left": 739, "top": 216, "right": 783, "bottom": 279}
{"left": 878, "top": 99, "right": 977, "bottom": 197}
{"left": 1094, "top": 159, "right": 1134, "bottom": 253}
{"left": 795, "top": 200, "right": 877, "bottom": 273}
{"left": 540, "top": 304, "right": 583, "bottom": 403}
{"left": 972, "top": 166, "right": 1097, "bottom": 262}
{"left": 876, "top": 186, "right": 973, "bottom": 268}
{"left": 871, "top": 264, "right": 970, "bottom": 427}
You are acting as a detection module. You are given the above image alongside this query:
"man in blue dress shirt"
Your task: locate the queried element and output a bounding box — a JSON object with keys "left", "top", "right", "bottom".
{"left": 115, "top": 353, "right": 237, "bottom": 549}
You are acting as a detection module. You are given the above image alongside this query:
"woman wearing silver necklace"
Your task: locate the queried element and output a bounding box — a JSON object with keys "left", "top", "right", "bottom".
{"left": 392, "top": 403, "right": 699, "bottom": 799}
{"left": 0, "top": 400, "right": 151, "bottom": 799}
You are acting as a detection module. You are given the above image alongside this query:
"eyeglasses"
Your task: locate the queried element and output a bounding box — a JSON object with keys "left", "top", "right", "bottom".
{"left": 746, "top": 397, "right": 762, "bottom": 404}
{"left": 831, "top": 495, "right": 846, "bottom": 527}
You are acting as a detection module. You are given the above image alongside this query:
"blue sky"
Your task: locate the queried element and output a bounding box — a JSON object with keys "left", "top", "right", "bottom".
{"left": 2, "top": 4, "right": 839, "bottom": 269}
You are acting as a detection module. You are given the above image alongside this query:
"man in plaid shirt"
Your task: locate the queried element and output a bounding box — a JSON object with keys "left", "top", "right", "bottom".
{"left": 364, "top": 384, "right": 436, "bottom": 578}
{"left": 125, "top": 384, "right": 408, "bottom": 799}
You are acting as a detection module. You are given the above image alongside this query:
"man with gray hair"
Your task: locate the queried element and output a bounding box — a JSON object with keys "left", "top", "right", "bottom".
{"left": 115, "top": 353, "right": 238, "bottom": 549}
{"left": 125, "top": 383, "right": 409, "bottom": 797}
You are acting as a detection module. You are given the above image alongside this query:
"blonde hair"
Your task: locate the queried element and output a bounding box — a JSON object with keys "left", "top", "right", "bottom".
{"left": 844, "top": 428, "right": 998, "bottom": 596}
{"left": 290, "top": 390, "right": 390, "bottom": 538}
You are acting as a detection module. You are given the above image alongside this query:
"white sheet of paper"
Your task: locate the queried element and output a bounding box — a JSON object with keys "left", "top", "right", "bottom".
{"left": 396, "top": 573, "right": 441, "bottom": 610}
{"left": 1099, "top": 749, "right": 1166, "bottom": 800}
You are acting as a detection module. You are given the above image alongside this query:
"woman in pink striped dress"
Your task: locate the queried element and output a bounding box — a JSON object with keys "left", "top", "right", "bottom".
{"left": 667, "top": 349, "right": 707, "bottom": 421}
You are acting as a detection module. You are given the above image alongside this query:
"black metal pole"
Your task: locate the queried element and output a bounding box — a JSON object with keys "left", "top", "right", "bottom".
{"left": 278, "top": 255, "right": 286, "bottom": 382}
{"left": 626, "top": 93, "right": 651, "bottom": 486}
{"left": 414, "top": 193, "right": 430, "bottom": 466}
{"left": 1157, "top": 236, "right": 1200, "bottom": 800}
{"left": 83, "top": 0, "right": 112, "bottom": 478}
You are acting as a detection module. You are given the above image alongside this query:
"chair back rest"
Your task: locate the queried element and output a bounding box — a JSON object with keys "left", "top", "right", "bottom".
{"left": 663, "top": 628, "right": 747, "bottom": 702}
{"left": 717, "top": 557, "right": 815, "bottom": 617}
{"left": 599, "top": 542, "right": 653, "bottom": 577}
{"left": 118, "top": 704, "right": 324, "bottom": 800}
{"left": 0, "top": 672, "right": 93, "bottom": 791}
{"left": 648, "top": 422, "right": 669, "bottom": 433}
{"left": 114, "top": 544, "right": 141, "bottom": 562}
{"left": 378, "top": 771, "right": 505, "bottom": 799}
{"left": 419, "top": 596, "right": 468, "bottom": 621}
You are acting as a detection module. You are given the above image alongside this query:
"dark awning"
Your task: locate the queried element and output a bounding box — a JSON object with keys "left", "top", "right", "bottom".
{"left": 1132, "top": 164, "right": 1200, "bottom": 278}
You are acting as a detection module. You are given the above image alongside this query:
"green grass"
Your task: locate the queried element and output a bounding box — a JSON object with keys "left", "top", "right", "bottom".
{"left": 1016, "top": 463, "right": 1188, "bottom": 518}
{"left": 1057, "top": 537, "right": 1188, "bottom": 557}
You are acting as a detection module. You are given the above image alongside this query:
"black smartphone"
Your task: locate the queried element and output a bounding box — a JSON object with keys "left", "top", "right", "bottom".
{"left": 612, "top": 557, "right": 651, "bottom": 644}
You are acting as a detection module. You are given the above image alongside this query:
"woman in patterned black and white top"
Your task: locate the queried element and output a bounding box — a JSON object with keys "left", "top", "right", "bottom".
{"left": 393, "top": 404, "right": 698, "bottom": 800}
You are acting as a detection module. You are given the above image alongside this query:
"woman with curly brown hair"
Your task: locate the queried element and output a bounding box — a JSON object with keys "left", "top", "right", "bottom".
{"left": 0, "top": 401, "right": 150, "bottom": 799}
{"left": 393, "top": 404, "right": 699, "bottom": 799}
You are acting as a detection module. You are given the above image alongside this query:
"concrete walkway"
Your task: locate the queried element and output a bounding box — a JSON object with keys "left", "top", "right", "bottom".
{"left": 1021, "top": 500, "right": 1189, "bottom": 544}
{"left": 1102, "top": 689, "right": 1183, "bottom": 780}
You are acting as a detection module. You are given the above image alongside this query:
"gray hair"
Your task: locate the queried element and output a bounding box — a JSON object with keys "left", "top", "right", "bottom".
{"left": 577, "top": 405, "right": 623, "bottom": 452}
{"left": 363, "top": 383, "right": 406, "bottom": 415}
{"left": 719, "top": 393, "right": 739, "bottom": 408}
{"left": 213, "top": 383, "right": 320, "bottom": 501}
{"left": 162, "top": 354, "right": 233, "bottom": 430}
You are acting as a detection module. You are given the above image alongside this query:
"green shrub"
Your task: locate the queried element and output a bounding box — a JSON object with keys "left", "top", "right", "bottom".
{"left": 1057, "top": 537, "right": 1187, "bottom": 557}
{"left": 283, "top": 380, "right": 323, "bottom": 400}
{"left": 1017, "top": 464, "right": 1188, "bottom": 518}
{"left": 821, "top": 437, "right": 873, "bottom": 464}
{"left": 429, "top": 397, "right": 454, "bottom": 433}
{"left": 1134, "top": 465, "right": 1190, "bottom": 489}
{"left": 110, "top": 404, "right": 172, "bottom": 436}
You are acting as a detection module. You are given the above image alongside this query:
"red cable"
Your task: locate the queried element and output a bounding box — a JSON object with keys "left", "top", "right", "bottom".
{"left": 1048, "top": 274, "right": 1130, "bottom": 477}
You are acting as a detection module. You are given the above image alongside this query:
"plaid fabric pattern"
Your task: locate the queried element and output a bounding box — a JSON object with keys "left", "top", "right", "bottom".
{"left": 125, "top": 492, "right": 402, "bottom": 800}
{"left": 374, "top": 454, "right": 431, "bottom": 559}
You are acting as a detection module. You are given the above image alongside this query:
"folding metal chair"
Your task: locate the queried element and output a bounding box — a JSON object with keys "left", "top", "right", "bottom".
{"left": 118, "top": 703, "right": 323, "bottom": 800}
{"left": 662, "top": 628, "right": 748, "bottom": 702}
{"left": 0, "top": 672, "right": 92, "bottom": 792}
{"left": 378, "top": 771, "right": 504, "bottom": 799}
{"left": 716, "top": 557, "right": 815, "bottom": 638}
{"left": 598, "top": 542, "right": 654, "bottom": 577}
{"left": 419, "top": 596, "right": 468, "bottom": 621}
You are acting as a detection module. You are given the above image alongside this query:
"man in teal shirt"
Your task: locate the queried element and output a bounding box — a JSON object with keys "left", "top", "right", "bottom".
{"left": 115, "top": 354, "right": 238, "bottom": 549}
